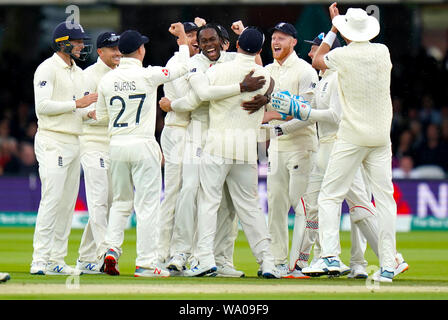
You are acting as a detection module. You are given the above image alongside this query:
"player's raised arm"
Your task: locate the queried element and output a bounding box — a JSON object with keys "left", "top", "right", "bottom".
{"left": 313, "top": 2, "right": 340, "bottom": 70}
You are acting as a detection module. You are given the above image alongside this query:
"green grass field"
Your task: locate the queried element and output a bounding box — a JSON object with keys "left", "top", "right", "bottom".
{"left": 1, "top": 227, "right": 448, "bottom": 300}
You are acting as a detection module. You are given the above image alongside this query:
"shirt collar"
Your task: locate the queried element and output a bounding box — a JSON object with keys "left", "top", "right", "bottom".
{"left": 97, "top": 56, "right": 114, "bottom": 73}
{"left": 118, "top": 57, "right": 142, "bottom": 68}
{"left": 273, "top": 50, "right": 298, "bottom": 67}
{"left": 235, "top": 52, "right": 256, "bottom": 63}
{"left": 52, "top": 52, "right": 76, "bottom": 70}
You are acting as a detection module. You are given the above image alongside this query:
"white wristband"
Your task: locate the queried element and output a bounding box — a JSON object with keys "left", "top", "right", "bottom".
{"left": 323, "top": 31, "right": 337, "bottom": 47}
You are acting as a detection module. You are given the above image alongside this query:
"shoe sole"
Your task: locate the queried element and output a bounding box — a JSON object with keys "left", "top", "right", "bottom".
{"left": 186, "top": 267, "right": 217, "bottom": 277}
{"left": 104, "top": 256, "right": 120, "bottom": 276}
{"left": 216, "top": 273, "right": 245, "bottom": 278}
{"left": 282, "top": 275, "right": 310, "bottom": 279}
{"left": 30, "top": 270, "right": 45, "bottom": 275}
{"left": 395, "top": 263, "right": 409, "bottom": 276}
{"left": 134, "top": 274, "right": 170, "bottom": 278}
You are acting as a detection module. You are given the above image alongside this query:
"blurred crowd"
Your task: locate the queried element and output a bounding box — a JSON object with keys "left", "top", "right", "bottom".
{"left": 0, "top": 42, "right": 447, "bottom": 179}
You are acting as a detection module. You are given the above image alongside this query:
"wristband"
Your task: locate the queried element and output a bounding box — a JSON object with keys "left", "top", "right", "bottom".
{"left": 323, "top": 31, "right": 337, "bottom": 47}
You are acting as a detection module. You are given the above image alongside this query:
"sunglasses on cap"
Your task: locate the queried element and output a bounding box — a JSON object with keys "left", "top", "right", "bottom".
{"left": 100, "top": 34, "right": 120, "bottom": 47}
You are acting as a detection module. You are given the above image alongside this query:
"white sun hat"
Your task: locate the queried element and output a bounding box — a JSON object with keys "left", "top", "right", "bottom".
{"left": 332, "top": 8, "right": 380, "bottom": 42}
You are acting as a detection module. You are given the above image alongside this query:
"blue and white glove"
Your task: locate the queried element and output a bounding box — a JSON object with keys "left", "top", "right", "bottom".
{"left": 271, "top": 91, "right": 311, "bottom": 121}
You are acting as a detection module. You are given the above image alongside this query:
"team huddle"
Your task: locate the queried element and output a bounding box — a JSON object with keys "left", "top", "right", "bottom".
{"left": 30, "top": 3, "right": 409, "bottom": 282}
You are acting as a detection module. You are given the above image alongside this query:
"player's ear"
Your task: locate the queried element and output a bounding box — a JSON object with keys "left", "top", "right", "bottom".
{"left": 292, "top": 38, "right": 297, "bottom": 47}
{"left": 97, "top": 48, "right": 102, "bottom": 56}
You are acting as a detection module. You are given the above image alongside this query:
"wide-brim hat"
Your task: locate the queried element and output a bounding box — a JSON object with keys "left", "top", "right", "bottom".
{"left": 332, "top": 8, "right": 380, "bottom": 42}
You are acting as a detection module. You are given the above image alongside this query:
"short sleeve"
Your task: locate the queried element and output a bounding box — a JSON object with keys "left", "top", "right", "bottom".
{"left": 324, "top": 47, "right": 343, "bottom": 71}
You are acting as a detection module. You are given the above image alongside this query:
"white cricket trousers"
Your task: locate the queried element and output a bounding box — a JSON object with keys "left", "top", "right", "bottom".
{"left": 32, "top": 131, "right": 80, "bottom": 264}
{"left": 292, "top": 141, "right": 374, "bottom": 269}
{"left": 318, "top": 139, "right": 397, "bottom": 270}
{"left": 196, "top": 152, "right": 275, "bottom": 269}
{"left": 78, "top": 150, "right": 111, "bottom": 263}
{"left": 103, "top": 137, "right": 162, "bottom": 268}
{"left": 170, "top": 140, "right": 238, "bottom": 268}
{"left": 158, "top": 125, "right": 187, "bottom": 262}
{"left": 267, "top": 149, "right": 314, "bottom": 265}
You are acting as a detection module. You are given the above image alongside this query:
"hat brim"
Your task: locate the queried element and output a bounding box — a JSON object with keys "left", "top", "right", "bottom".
{"left": 141, "top": 35, "right": 149, "bottom": 44}
{"left": 269, "top": 27, "right": 297, "bottom": 39}
{"left": 332, "top": 14, "right": 380, "bottom": 42}
{"left": 304, "top": 39, "right": 319, "bottom": 45}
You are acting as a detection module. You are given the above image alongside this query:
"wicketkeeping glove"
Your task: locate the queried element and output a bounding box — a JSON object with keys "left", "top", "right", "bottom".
{"left": 271, "top": 91, "right": 311, "bottom": 121}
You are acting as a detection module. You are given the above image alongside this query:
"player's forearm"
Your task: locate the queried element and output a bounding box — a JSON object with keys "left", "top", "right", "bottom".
{"left": 308, "top": 108, "right": 340, "bottom": 125}
{"left": 35, "top": 99, "right": 76, "bottom": 116}
{"left": 190, "top": 75, "right": 240, "bottom": 101}
{"left": 279, "top": 118, "right": 315, "bottom": 135}
{"left": 171, "top": 90, "right": 202, "bottom": 112}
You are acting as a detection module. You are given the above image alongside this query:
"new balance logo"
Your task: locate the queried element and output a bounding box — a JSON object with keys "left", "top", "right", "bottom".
{"left": 53, "top": 265, "right": 63, "bottom": 273}
{"left": 154, "top": 268, "right": 162, "bottom": 275}
{"left": 85, "top": 263, "right": 95, "bottom": 271}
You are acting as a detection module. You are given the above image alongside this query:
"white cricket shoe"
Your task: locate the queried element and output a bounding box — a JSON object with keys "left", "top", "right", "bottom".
{"left": 338, "top": 261, "right": 351, "bottom": 277}
{"left": 275, "top": 264, "right": 289, "bottom": 277}
{"left": 394, "top": 253, "right": 409, "bottom": 276}
{"left": 347, "top": 264, "right": 368, "bottom": 279}
{"left": 216, "top": 266, "right": 245, "bottom": 278}
{"left": 261, "top": 266, "right": 282, "bottom": 279}
{"left": 76, "top": 260, "right": 103, "bottom": 275}
{"left": 0, "top": 273, "right": 10, "bottom": 282}
{"left": 184, "top": 264, "right": 217, "bottom": 277}
{"left": 30, "top": 261, "right": 47, "bottom": 275}
{"left": 167, "top": 253, "right": 187, "bottom": 272}
{"left": 134, "top": 266, "right": 170, "bottom": 278}
{"left": 46, "top": 262, "right": 82, "bottom": 276}
{"left": 372, "top": 268, "right": 394, "bottom": 283}
{"left": 302, "top": 257, "right": 341, "bottom": 277}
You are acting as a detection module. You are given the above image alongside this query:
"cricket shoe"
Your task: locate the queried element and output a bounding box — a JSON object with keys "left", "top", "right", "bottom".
{"left": 0, "top": 273, "right": 11, "bottom": 282}
{"left": 275, "top": 264, "right": 289, "bottom": 277}
{"left": 46, "top": 262, "right": 82, "bottom": 276}
{"left": 167, "top": 253, "right": 187, "bottom": 272}
{"left": 302, "top": 257, "right": 341, "bottom": 277}
{"left": 103, "top": 249, "right": 120, "bottom": 276}
{"left": 216, "top": 266, "right": 245, "bottom": 278}
{"left": 347, "top": 264, "right": 368, "bottom": 279}
{"left": 30, "top": 261, "right": 47, "bottom": 275}
{"left": 372, "top": 268, "right": 394, "bottom": 283}
{"left": 261, "top": 266, "right": 282, "bottom": 279}
{"left": 75, "top": 260, "right": 103, "bottom": 275}
{"left": 134, "top": 266, "right": 170, "bottom": 278}
{"left": 282, "top": 266, "right": 310, "bottom": 279}
{"left": 329, "top": 261, "right": 351, "bottom": 278}
{"left": 394, "top": 253, "right": 409, "bottom": 276}
{"left": 184, "top": 264, "right": 217, "bottom": 277}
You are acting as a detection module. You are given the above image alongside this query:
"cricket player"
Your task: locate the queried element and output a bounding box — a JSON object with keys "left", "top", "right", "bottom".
{"left": 96, "top": 25, "right": 190, "bottom": 278}
{"left": 308, "top": 4, "right": 400, "bottom": 282}
{"left": 159, "top": 23, "right": 266, "bottom": 277}
{"left": 191, "top": 27, "right": 281, "bottom": 278}
{"left": 157, "top": 21, "right": 200, "bottom": 266}
{"left": 273, "top": 32, "right": 408, "bottom": 279}
{"left": 76, "top": 32, "right": 121, "bottom": 274}
{"left": 31, "top": 21, "right": 97, "bottom": 276}
{"left": 264, "top": 22, "right": 318, "bottom": 277}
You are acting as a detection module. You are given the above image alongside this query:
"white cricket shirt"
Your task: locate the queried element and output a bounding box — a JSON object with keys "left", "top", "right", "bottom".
{"left": 324, "top": 41, "right": 393, "bottom": 146}
{"left": 33, "top": 53, "right": 84, "bottom": 144}
{"left": 204, "top": 53, "right": 271, "bottom": 163}
{"left": 80, "top": 57, "right": 112, "bottom": 152}
{"left": 95, "top": 45, "right": 189, "bottom": 141}
{"left": 163, "top": 52, "right": 191, "bottom": 128}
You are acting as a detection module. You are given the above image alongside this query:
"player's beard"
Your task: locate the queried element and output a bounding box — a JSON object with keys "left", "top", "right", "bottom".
{"left": 272, "top": 45, "right": 293, "bottom": 62}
